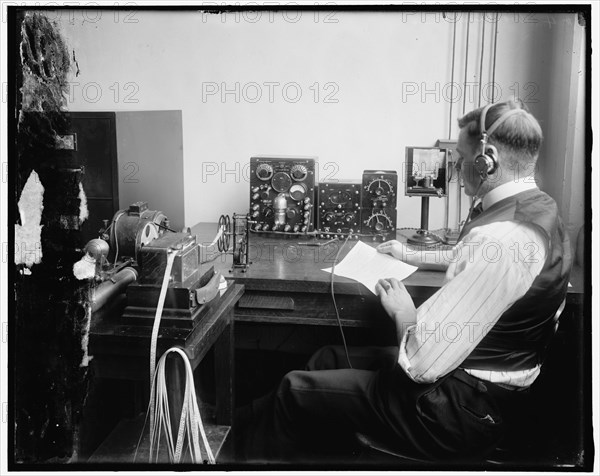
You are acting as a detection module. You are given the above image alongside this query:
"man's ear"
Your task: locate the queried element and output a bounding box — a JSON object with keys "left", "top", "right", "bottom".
{"left": 485, "top": 144, "right": 499, "bottom": 166}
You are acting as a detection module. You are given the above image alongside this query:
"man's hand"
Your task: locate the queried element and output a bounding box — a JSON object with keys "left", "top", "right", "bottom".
{"left": 377, "top": 240, "right": 409, "bottom": 262}
{"left": 375, "top": 278, "right": 416, "bottom": 320}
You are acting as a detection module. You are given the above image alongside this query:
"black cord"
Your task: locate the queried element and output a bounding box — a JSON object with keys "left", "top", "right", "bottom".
{"left": 329, "top": 234, "right": 353, "bottom": 369}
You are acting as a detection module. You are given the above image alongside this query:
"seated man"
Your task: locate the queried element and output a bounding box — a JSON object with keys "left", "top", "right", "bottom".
{"left": 236, "top": 100, "right": 572, "bottom": 463}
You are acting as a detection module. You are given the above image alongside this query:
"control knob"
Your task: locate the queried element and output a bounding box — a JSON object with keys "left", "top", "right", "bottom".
{"left": 290, "top": 164, "right": 308, "bottom": 181}
{"left": 256, "top": 163, "right": 274, "bottom": 181}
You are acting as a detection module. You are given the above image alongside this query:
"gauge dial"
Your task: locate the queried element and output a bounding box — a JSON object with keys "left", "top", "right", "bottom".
{"left": 330, "top": 191, "right": 351, "bottom": 205}
{"left": 290, "top": 164, "right": 308, "bottom": 181}
{"left": 256, "top": 163, "right": 274, "bottom": 181}
{"left": 365, "top": 178, "right": 394, "bottom": 196}
{"left": 365, "top": 212, "right": 392, "bottom": 231}
{"left": 272, "top": 172, "right": 292, "bottom": 192}
{"left": 289, "top": 183, "right": 307, "bottom": 201}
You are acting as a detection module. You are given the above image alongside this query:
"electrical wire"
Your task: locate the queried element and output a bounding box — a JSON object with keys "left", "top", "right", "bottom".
{"left": 478, "top": 13, "right": 486, "bottom": 108}
{"left": 111, "top": 211, "right": 126, "bottom": 266}
{"left": 463, "top": 12, "right": 471, "bottom": 116}
{"left": 329, "top": 234, "right": 353, "bottom": 369}
{"left": 491, "top": 12, "right": 499, "bottom": 103}
{"left": 449, "top": 19, "right": 457, "bottom": 139}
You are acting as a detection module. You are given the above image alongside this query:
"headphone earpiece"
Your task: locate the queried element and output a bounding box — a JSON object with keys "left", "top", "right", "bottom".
{"left": 476, "top": 104, "right": 501, "bottom": 179}
{"left": 474, "top": 143, "right": 498, "bottom": 177}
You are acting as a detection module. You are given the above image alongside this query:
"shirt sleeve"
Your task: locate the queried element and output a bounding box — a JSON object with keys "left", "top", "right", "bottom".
{"left": 398, "top": 221, "right": 548, "bottom": 383}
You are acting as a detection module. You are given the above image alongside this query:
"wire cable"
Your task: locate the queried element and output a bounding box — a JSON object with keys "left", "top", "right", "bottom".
{"left": 463, "top": 12, "right": 471, "bottom": 116}
{"left": 448, "top": 19, "right": 457, "bottom": 139}
{"left": 491, "top": 12, "right": 499, "bottom": 102}
{"left": 478, "top": 13, "right": 486, "bottom": 108}
{"left": 111, "top": 211, "right": 126, "bottom": 266}
{"left": 329, "top": 234, "right": 353, "bottom": 369}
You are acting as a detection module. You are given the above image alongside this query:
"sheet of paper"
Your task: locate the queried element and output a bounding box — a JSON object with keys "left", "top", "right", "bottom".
{"left": 322, "top": 241, "right": 417, "bottom": 294}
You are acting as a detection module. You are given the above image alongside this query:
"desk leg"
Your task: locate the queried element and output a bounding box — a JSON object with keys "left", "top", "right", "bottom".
{"left": 214, "top": 316, "right": 235, "bottom": 426}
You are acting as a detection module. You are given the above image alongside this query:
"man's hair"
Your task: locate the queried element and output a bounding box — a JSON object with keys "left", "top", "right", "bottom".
{"left": 457, "top": 100, "right": 543, "bottom": 170}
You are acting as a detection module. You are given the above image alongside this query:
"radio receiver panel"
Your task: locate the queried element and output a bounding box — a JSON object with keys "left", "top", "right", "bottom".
{"left": 249, "top": 156, "right": 316, "bottom": 234}
{"left": 360, "top": 170, "right": 398, "bottom": 240}
{"left": 316, "top": 180, "right": 361, "bottom": 238}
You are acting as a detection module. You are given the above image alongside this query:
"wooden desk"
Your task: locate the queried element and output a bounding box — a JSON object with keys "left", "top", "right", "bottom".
{"left": 191, "top": 223, "right": 583, "bottom": 325}
{"left": 86, "top": 282, "right": 244, "bottom": 464}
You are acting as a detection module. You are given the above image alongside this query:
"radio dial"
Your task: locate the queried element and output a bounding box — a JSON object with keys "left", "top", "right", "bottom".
{"left": 290, "top": 164, "right": 308, "bottom": 181}
{"left": 272, "top": 172, "right": 292, "bottom": 192}
{"left": 256, "top": 164, "right": 274, "bottom": 181}
{"left": 289, "top": 183, "right": 307, "bottom": 201}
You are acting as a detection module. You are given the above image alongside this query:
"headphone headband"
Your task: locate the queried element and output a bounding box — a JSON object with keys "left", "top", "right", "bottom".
{"left": 480, "top": 103, "right": 526, "bottom": 142}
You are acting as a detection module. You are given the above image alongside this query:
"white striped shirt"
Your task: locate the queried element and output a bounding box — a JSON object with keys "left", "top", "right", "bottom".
{"left": 398, "top": 219, "right": 548, "bottom": 387}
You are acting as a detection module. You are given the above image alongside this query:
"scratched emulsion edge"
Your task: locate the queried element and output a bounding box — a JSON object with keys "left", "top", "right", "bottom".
{"left": 14, "top": 11, "right": 92, "bottom": 463}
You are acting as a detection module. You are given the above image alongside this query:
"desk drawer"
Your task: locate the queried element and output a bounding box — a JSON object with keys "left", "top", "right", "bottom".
{"left": 234, "top": 290, "right": 386, "bottom": 327}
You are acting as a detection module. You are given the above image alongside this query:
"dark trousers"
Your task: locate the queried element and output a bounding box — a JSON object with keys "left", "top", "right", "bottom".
{"left": 237, "top": 345, "right": 517, "bottom": 464}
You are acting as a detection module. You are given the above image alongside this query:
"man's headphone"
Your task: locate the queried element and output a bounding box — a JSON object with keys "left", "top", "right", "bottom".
{"left": 474, "top": 103, "right": 525, "bottom": 178}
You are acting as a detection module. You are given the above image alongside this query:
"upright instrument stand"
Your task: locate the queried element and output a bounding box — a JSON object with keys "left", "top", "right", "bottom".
{"left": 407, "top": 196, "right": 442, "bottom": 246}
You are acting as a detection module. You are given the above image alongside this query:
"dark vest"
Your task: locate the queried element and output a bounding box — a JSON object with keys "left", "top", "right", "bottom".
{"left": 458, "top": 188, "right": 572, "bottom": 371}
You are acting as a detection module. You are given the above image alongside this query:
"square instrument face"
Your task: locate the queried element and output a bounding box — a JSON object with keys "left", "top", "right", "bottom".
{"left": 404, "top": 147, "right": 448, "bottom": 197}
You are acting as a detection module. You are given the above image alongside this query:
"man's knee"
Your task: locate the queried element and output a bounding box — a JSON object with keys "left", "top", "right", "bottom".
{"left": 305, "top": 345, "right": 341, "bottom": 371}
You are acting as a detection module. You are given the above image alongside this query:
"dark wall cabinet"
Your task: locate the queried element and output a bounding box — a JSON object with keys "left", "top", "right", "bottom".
{"left": 68, "top": 112, "right": 120, "bottom": 243}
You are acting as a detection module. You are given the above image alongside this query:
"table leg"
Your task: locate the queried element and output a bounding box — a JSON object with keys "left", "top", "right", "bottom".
{"left": 214, "top": 316, "right": 234, "bottom": 426}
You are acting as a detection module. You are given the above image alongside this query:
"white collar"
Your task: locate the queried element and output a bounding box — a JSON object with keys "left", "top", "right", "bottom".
{"left": 481, "top": 179, "right": 539, "bottom": 211}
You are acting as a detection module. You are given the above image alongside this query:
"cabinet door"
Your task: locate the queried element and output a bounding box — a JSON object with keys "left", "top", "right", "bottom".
{"left": 68, "top": 112, "right": 119, "bottom": 243}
